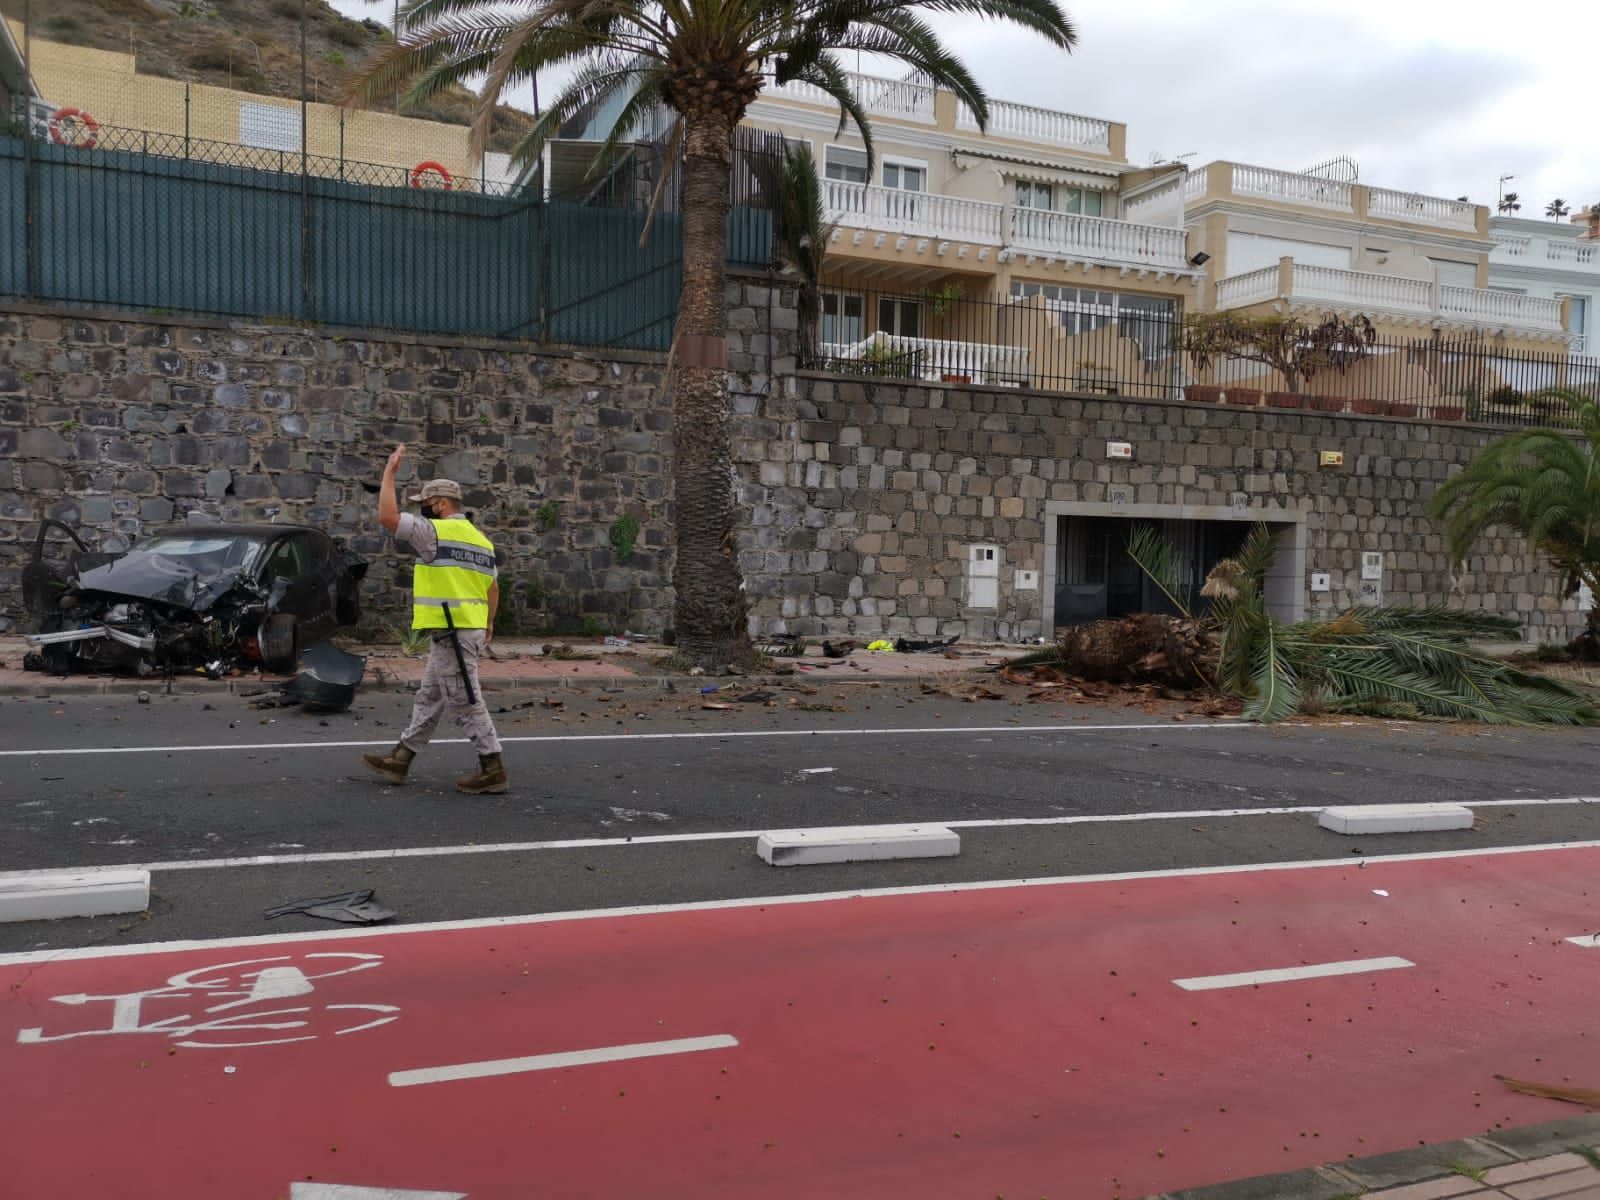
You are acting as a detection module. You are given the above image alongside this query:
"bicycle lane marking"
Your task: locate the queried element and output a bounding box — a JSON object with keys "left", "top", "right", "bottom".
{"left": 3, "top": 846, "right": 1599, "bottom": 1200}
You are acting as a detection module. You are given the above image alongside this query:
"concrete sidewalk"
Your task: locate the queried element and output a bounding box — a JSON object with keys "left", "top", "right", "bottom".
{"left": 0, "top": 634, "right": 1023, "bottom": 696}
{"left": 1159, "top": 1115, "right": 1600, "bottom": 1200}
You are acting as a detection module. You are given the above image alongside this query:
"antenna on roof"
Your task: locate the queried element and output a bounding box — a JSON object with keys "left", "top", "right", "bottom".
{"left": 1299, "top": 155, "right": 1359, "bottom": 182}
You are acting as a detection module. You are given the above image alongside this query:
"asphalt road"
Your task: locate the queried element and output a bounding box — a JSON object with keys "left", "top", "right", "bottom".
{"left": 3, "top": 679, "right": 1600, "bottom": 953}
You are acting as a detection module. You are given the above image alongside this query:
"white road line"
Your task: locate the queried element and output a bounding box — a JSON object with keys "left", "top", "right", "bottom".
{"left": 387, "top": 1034, "right": 738, "bottom": 1088}
{"left": 1173, "top": 956, "right": 1415, "bottom": 991}
{"left": 5, "top": 838, "right": 1600, "bottom": 968}
{"left": 0, "top": 720, "right": 1247, "bottom": 758}
{"left": 1566, "top": 934, "right": 1600, "bottom": 948}
{"left": 72, "top": 794, "right": 1600, "bottom": 874}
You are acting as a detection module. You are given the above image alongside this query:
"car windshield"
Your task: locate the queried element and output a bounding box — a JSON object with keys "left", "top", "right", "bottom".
{"left": 135, "top": 535, "right": 266, "bottom": 576}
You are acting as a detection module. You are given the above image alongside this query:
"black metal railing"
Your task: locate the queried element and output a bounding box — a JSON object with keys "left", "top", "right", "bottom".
{"left": 806, "top": 283, "right": 1600, "bottom": 428}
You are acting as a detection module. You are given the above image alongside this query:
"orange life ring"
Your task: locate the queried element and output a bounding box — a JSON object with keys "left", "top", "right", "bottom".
{"left": 47, "top": 106, "right": 100, "bottom": 149}
{"left": 409, "top": 160, "right": 454, "bottom": 190}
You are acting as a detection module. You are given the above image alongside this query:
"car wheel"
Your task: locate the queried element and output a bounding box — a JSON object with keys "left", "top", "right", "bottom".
{"left": 259, "top": 613, "right": 299, "bottom": 674}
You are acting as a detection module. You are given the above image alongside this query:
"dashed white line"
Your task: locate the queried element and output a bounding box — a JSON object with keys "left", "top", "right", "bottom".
{"left": 1173, "top": 956, "right": 1415, "bottom": 991}
{"left": 388, "top": 1034, "right": 739, "bottom": 1088}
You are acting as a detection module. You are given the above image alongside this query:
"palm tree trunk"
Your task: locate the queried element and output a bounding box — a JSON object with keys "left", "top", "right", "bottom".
{"left": 671, "top": 113, "right": 754, "bottom": 669}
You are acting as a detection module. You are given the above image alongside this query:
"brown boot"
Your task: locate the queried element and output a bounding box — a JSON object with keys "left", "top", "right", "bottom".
{"left": 362, "top": 743, "right": 415, "bottom": 784}
{"left": 456, "top": 753, "right": 509, "bottom": 795}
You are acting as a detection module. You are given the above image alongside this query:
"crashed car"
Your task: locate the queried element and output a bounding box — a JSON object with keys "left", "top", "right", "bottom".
{"left": 23, "top": 519, "right": 368, "bottom": 677}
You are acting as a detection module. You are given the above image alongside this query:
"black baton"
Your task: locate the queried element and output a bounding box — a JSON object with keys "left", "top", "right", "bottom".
{"left": 440, "top": 600, "right": 478, "bottom": 707}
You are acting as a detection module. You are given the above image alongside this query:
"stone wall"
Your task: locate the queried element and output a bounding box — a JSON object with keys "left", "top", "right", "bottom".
{"left": 0, "top": 311, "right": 683, "bottom": 636}
{"left": 731, "top": 375, "right": 1585, "bottom": 644}
{"left": 0, "top": 269, "right": 1584, "bottom": 647}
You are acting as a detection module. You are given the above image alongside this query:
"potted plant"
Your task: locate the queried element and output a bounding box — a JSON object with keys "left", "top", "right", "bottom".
{"left": 1265, "top": 390, "right": 1303, "bottom": 409}
{"left": 1386, "top": 401, "right": 1419, "bottom": 419}
{"left": 1185, "top": 384, "right": 1224, "bottom": 404}
{"left": 1224, "top": 387, "right": 1262, "bottom": 406}
{"left": 1350, "top": 397, "right": 1387, "bottom": 415}
{"left": 1308, "top": 394, "right": 1347, "bottom": 413}
{"left": 1434, "top": 402, "right": 1466, "bottom": 421}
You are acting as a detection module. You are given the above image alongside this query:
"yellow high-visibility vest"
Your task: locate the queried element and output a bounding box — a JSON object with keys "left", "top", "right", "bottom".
{"left": 412, "top": 517, "right": 496, "bottom": 630}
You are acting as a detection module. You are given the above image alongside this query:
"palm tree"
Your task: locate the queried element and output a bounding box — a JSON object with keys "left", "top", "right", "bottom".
{"left": 355, "top": 0, "right": 1078, "bottom": 669}
{"left": 747, "top": 141, "right": 833, "bottom": 362}
{"left": 1547, "top": 198, "right": 1571, "bottom": 220}
{"left": 1498, "top": 191, "right": 1522, "bottom": 214}
{"left": 1429, "top": 388, "right": 1600, "bottom": 646}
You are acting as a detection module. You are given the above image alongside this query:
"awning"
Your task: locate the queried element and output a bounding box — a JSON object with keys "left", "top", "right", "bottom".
{"left": 949, "top": 147, "right": 1126, "bottom": 191}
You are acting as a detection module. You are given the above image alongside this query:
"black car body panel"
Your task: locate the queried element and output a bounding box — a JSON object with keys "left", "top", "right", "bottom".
{"left": 23, "top": 520, "right": 369, "bottom": 677}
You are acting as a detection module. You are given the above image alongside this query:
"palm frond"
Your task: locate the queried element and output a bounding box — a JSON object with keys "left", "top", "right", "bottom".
{"left": 1125, "top": 524, "right": 1193, "bottom": 619}
{"left": 1242, "top": 616, "right": 1300, "bottom": 722}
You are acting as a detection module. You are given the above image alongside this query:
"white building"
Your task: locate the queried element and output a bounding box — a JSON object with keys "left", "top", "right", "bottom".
{"left": 1490, "top": 215, "right": 1599, "bottom": 355}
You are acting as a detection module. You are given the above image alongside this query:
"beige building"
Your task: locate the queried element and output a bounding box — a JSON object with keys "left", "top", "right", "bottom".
{"left": 5, "top": 24, "right": 514, "bottom": 190}
{"left": 743, "top": 71, "right": 1574, "bottom": 397}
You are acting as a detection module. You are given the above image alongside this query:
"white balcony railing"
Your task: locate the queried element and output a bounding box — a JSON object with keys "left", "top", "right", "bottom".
{"left": 1491, "top": 234, "right": 1532, "bottom": 258}
{"left": 1229, "top": 164, "right": 1355, "bottom": 212}
{"left": 765, "top": 70, "right": 935, "bottom": 123}
{"left": 1182, "top": 169, "right": 1210, "bottom": 205}
{"left": 822, "top": 180, "right": 1004, "bottom": 243}
{"left": 1213, "top": 266, "right": 1278, "bottom": 309}
{"left": 821, "top": 333, "right": 1030, "bottom": 385}
{"left": 1548, "top": 240, "right": 1600, "bottom": 267}
{"left": 1368, "top": 187, "right": 1477, "bottom": 231}
{"left": 1214, "top": 262, "right": 1566, "bottom": 332}
{"left": 955, "top": 98, "right": 1111, "bottom": 152}
{"left": 1438, "top": 285, "right": 1563, "bottom": 330}
{"left": 1008, "top": 207, "right": 1189, "bottom": 269}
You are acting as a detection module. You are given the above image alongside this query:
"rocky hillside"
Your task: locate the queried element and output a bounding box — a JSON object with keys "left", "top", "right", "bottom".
{"left": 3, "top": 0, "right": 532, "bottom": 152}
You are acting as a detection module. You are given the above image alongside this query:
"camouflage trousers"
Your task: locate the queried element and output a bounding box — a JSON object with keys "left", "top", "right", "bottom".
{"left": 399, "top": 629, "right": 502, "bottom": 756}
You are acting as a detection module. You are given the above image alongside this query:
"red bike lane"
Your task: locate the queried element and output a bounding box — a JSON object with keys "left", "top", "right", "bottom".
{"left": 3, "top": 845, "right": 1597, "bottom": 1200}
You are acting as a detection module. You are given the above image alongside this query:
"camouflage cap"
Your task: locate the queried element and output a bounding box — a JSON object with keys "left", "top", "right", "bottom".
{"left": 406, "top": 478, "right": 465, "bottom": 503}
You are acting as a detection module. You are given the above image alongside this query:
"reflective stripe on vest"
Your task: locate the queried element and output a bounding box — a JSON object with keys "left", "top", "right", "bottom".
{"left": 412, "top": 518, "right": 495, "bottom": 630}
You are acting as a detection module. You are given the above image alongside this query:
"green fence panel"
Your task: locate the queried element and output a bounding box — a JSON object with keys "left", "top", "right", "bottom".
{"left": 0, "top": 140, "right": 24, "bottom": 296}
{"left": 307, "top": 176, "right": 540, "bottom": 337}
{"left": 547, "top": 204, "right": 682, "bottom": 351}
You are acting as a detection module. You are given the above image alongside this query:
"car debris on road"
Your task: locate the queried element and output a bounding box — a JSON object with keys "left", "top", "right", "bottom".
{"left": 21, "top": 518, "right": 368, "bottom": 678}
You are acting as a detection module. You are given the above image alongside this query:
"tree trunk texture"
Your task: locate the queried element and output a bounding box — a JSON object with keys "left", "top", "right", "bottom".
{"left": 1053, "top": 614, "right": 1213, "bottom": 687}
{"left": 671, "top": 113, "right": 755, "bottom": 670}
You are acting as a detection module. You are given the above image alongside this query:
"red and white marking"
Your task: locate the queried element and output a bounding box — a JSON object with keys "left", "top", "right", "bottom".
{"left": 3, "top": 844, "right": 1598, "bottom": 1199}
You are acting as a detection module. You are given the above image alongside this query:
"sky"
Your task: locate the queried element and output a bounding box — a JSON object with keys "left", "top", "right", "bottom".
{"left": 328, "top": 0, "right": 1595, "bottom": 217}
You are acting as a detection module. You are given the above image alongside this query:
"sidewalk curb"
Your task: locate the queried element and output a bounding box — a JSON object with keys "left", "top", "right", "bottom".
{"left": 1151, "top": 1114, "right": 1600, "bottom": 1199}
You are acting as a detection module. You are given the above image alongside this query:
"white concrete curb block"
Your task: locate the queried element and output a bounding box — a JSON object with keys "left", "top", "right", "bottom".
{"left": 1317, "top": 804, "right": 1475, "bottom": 835}
{"left": 0, "top": 867, "right": 151, "bottom": 923}
{"left": 757, "top": 825, "right": 960, "bottom": 867}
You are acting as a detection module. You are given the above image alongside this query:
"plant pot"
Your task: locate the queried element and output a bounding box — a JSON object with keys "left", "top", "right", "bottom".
{"left": 940, "top": 373, "right": 972, "bottom": 385}
{"left": 1434, "top": 405, "right": 1465, "bottom": 422}
{"left": 1385, "top": 401, "right": 1418, "bottom": 418}
{"left": 1308, "top": 395, "right": 1347, "bottom": 413}
{"left": 1185, "top": 385, "right": 1224, "bottom": 404}
{"left": 1350, "top": 398, "right": 1387, "bottom": 415}
{"left": 1223, "top": 388, "right": 1262, "bottom": 407}
{"left": 1265, "top": 391, "right": 1303, "bottom": 409}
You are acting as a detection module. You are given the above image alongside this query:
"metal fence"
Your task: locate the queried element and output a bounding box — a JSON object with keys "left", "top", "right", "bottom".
{"left": 0, "top": 126, "right": 776, "bottom": 348}
{"left": 807, "top": 282, "right": 1600, "bottom": 428}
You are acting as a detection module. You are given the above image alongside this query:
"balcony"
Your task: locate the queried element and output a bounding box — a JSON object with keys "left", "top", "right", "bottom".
{"left": 1185, "top": 163, "right": 1484, "bottom": 233}
{"left": 765, "top": 70, "right": 935, "bottom": 123}
{"left": 956, "top": 97, "right": 1111, "bottom": 153}
{"left": 819, "top": 332, "right": 1030, "bottom": 386}
{"left": 822, "top": 180, "right": 1191, "bottom": 272}
{"left": 1493, "top": 232, "right": 1600, "bottom": 271}
{"left": 1215, "top": 261, "right": 1566, "bottom": 333}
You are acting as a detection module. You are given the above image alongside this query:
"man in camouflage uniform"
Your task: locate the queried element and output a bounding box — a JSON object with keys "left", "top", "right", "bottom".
{"left": 361, "top": 444, "right": 508, "bottom": 795}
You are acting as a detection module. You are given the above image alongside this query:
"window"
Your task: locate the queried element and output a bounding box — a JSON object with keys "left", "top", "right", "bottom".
{"left": 239, "top": 101, "right": 301, "bottom": 152}
{"left": 824, "top": 146, "right": 869, "bottom": 185}
{"left": 821, "top": 292, "right": 864, "bottom": 346}
{"left": 1061, "top": 187, "right": 1103, "bottom": 217}
{"left": 1016, "top": 180, "right": 1053, "bottom": 210}
{"left": 1560, "top": 295, "right": 1589, "bottom": 334}
{"left": 1010, "top": 283, "right": 1178, "bottom": 360}
{"left": 878, "top": 297, "right": 921, "bottom": 338}
{"left": 883, "top": 162, "right": 926, "bottom": 192}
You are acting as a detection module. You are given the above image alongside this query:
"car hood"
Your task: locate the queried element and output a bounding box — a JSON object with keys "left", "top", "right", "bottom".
{"left": 72, "top": 554, "right": 257, "bottom": 613}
